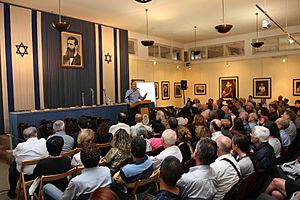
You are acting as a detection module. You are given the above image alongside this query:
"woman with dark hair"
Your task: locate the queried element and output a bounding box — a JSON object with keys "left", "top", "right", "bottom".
{"left": 100, "top": 129, "right": 132, "bottom": 175}
{"left": 90, "top": 188, "right": 119, "bottom": 200}
{"left": 149, "top": 120, "right": 165, "bottom": 151}
{"left": 94, "top": 121, "right": 113, "bottom": 156}
{"left": 232, "top": 134, "right": 254, "bottom": 178}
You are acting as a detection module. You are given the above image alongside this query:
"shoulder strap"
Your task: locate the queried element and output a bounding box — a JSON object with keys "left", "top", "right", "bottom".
{"left": 221, "top": 157, "right": 241, "bottom": 179}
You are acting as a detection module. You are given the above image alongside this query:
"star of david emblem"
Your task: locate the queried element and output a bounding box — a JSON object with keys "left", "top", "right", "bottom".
{"left": 16, "top": 42, "right": 29, "bottom": 58}
{"left": 104, "top": 52, "right": 112, "bottom": 64}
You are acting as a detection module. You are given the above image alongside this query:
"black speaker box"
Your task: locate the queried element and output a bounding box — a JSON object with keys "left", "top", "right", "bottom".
{"left": 181, "top": 80, "right": 187, "bottom": 90}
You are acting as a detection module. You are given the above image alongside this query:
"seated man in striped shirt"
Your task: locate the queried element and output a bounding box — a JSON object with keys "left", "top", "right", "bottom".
{"left": 114, "top": 136, "right": 153, "bottom": 198}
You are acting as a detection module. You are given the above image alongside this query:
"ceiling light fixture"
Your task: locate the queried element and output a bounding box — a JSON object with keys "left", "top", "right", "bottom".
{"left": 135, "top": 0, "right": 152, "bottom": 3}
{"left": 256, "top": 4, "right": 300, "bottom": 47}
{"left": 251, "top": 13, "right": 264, "bottom": 48}
{"left": 51, "top": 0, "right": 70, "bottom": 32}
{"left": 191, "top": 26, "right": 200, "bottom": 57}
{"left": 215, "top": 0, "right": 233, "bottom": 33}
{"left": 141, "top": 9, "right": 155, "bottom": 47}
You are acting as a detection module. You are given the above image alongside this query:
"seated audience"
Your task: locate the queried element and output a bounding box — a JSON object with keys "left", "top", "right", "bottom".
{"left": 43, "top": 143, "right": 112, "bottom": 200}
{"left": 151, "top": 129, "right": 182, "bottom": 170}
{"left": 34, "top": 136, "right": 71, "bottom": 191}
{"left": 192, "top": 125, "right": 210, "bottom": 150}
{"left": 209, "top": 119, "right": 223, "bottom": 141}
{"left": 210, "top": 135, "right": 241, "bottom": 200}
{"left": 149, "top": 120, "right": 165, "bottom": 151}
{"left": 248, "top": 112, "right": 258, "bottom": 131}
{"left": 48, "top": 120, "right": 74, "bottom": 153}
{"left": 176, "top": 126, "right": 193, "bottom": 164}
{"left": 7, "top": 127, "right": 48, "bottom": 199}
{"left": 114, "top": 136, "right": 153, "bottom": 198}
{"left": 108, "top": 112, "right": 131, "bottom": 135}
{"left": 71, "top": 129, "right": 95, "bottom": 167}
{"left": 275, "top": 118, "right": 291, "bottom": 148}
{"left": 231, "top": 118, "right": 245, "bottom": 135}
{"left": 90, "top": 188, "right": 119, "bottom": 200}
{"left": 100, "top": 129, "right": 132, "bottom": 175}
{"left": 131, "top": 113, "right": 152, "bottom": 137}
{"left": 221, "top": 118, "right": 233, "bottom": 139}
{"left": 251, "top": 126, "right": 276, "bottom": 173}
{"left": 232, "top": 134, "right": 254, "bottom": 178}
{"left": 265, "top": 121, "right": 282, "bottom": 159}
{"left": 153, "top": 156, "right": 188, "bottom": 200}
{"left": 236, "top": 100, "right": 246, "bottom": 113}
{"left": 177, "top": 138, "right": 218, "bottom": 199}
{"left": 282, "top": 110, "right": 297, "bottom": 142}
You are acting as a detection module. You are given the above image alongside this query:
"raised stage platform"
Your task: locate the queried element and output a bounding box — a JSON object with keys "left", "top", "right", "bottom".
{"left": 9, "top": 104, "right": 128, "bottom": 148}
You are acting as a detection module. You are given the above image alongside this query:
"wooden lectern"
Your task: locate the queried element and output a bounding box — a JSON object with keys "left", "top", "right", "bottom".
{"left": 130, "top": 100, "right": 152, "bottom": 117}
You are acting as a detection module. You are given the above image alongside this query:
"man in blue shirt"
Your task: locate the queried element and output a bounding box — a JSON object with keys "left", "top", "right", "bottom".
{"left": 125, "top": 81, "right": 147, "bottom": 125}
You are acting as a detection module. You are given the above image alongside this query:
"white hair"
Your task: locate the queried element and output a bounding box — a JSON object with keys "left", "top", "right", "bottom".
{"left": 253, "top": 126, "right": 270, "bottom": 143}
{"left": 53, "top": 120, "right": 65, "bottom": 132}
{"left": 23, "top": 127, "right": 37, "bottom": 139}
{"left": 161, "top": 129, "right": 177, "bottom": 145}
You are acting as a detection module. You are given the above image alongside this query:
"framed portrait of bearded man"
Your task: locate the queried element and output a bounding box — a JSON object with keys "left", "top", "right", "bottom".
{"left": 61, "top": 31, "right": 83, "bottom": 68}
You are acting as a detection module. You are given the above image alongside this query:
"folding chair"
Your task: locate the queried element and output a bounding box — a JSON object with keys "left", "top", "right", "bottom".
{"left": 17, "top": 159, "right": 41, "bottom": 200}
{"left": 60, "top": 148, "right": 81, "bottom": 157}
{"left": 37, "top": 167, "right": 83, "bottom": 200}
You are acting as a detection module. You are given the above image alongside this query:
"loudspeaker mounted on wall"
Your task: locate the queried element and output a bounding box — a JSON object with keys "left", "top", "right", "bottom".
{"left": 181, "top": 80, "right": 187, "bottom": 90}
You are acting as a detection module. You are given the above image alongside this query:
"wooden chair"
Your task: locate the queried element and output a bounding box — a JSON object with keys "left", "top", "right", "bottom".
{"left": 37, "top": 167, "right": 83, "bottom": 200}
{"left": 17, "top": 159, "right": 42, "bottom": 200}
{"left": 95, "top": 142, "right": 111, "bottom": 149}
{"left": 60, "top": 148, "right": 81, "bottom": 157}
{"left": 129, "top": 170, "right": 159, "bottom": 200}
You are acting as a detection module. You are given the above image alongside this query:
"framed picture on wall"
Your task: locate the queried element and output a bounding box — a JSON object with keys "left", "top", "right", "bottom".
{"left": 154, "top": 82, "right": 159, "bottom": 99}
{"left": 219, "top": 76, "right": 239, "bottom": 101}
{"left": 194, "top": 84, "right": 206, "bottom": 95}
{"left": 131, "top": 79, "right": 145, "bottom": 82}
{"left": 253, "top": 78, "right": 271, "bottom": 99}
{"left": 161, "top": 81, "right": 170, "bottom": 100}
{"left": 174, "top": 82, "right": 182, "bottom": 98}
{"left": 61, "top": 31, "right": 83, "bottom": 68}
{"left": 293, "top": 79, "right": 300, "bottom": 96}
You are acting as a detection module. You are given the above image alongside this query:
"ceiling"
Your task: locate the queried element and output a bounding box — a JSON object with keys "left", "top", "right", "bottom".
{"left": 2, "top": 0, "right": 300, "bottom": 43}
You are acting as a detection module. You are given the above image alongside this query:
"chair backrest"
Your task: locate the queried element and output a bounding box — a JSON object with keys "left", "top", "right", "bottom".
{"left": 60, "top": 148, "right": 81, "bottom": 157}
{"left": 38, "top": 167, "right": 83, "bottom": 200}
{"left": 131, "top": 170, "right": 159, "bottom": 195}
{"left": 17, "top": 158, "right": 42, "bottom": 200}
{"left": 96, "top": 142, "right": 111, "bottom": 149}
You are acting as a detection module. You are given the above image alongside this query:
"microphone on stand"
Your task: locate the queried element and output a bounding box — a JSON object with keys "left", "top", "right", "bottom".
{"left": 90, "top": 88, "right": 95, "bottom": 105}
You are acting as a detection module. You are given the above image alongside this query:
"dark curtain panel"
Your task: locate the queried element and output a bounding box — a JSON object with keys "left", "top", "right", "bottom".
{"left": 0, "top": 38, "right": 4, "bottom": 132}
{"left": 119, "top": 29, "right": 129, "bottom": 102}
{"left": 42, "top": 13, "right": 96, "bottom": 108}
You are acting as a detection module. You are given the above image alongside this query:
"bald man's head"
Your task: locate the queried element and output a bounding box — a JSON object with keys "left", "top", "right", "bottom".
{"left": 216, "top": 135, "right": 232, "bottom": 156}
{"left": 135, "top": 113, "right": 143, "bottom": 123}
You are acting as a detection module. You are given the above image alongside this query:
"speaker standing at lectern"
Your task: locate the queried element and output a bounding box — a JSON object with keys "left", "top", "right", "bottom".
{"left": 125, "top": 81, "right": 147, "bottom": 125}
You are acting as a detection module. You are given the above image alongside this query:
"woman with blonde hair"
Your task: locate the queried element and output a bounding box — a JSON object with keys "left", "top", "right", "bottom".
{"left": 100, "top": 129, "right": 132, "bottom": 175}
{"left": 156, "top": 110, "right": 169, "bottom": 129}
{"left": 177, "top": 126, "right": 193, "bottom": 164}
{"left": 71, "top": 128, "right": 95, "bottom": 167}
{"left": 192, "top": 125, "right": 211, "bottom": 150}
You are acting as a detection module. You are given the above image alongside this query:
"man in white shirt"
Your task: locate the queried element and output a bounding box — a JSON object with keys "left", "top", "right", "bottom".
{"left": 210, "top": 135, "right": 241, "bottom": 200}
{"left": 177, "top": 137, "right": 218, "bottom": 199}
{"left": 210, "top": 119, "right": 223, "bottom": 141}
{"left": 131, "top": 113, "right": 152, "bottom": 137}
{"left": 8, "top": 127, "right": 48, "bottom": 198}
{"left": 109, "top": 112, "right": 131, "bottom": 135}
{"left": 151, "top": 129, "right": 182, "bottom": 170}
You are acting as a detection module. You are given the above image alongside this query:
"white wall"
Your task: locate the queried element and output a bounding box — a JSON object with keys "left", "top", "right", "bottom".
{"left": 128, "top": 26, "right": 300, "bottom": 107}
